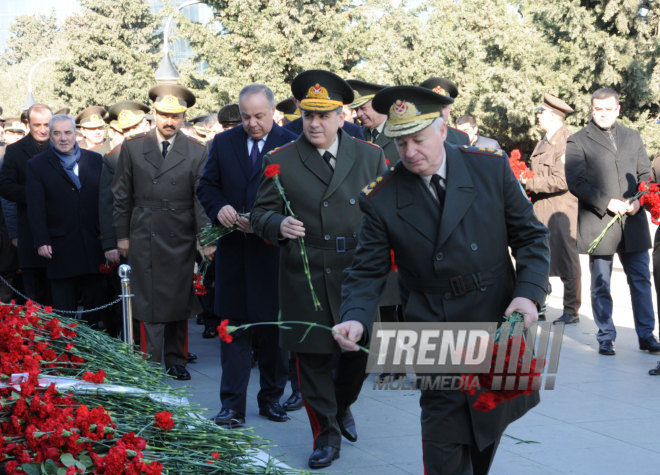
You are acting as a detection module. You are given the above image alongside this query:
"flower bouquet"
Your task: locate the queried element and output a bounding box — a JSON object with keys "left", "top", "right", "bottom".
{"left": 587, "top": 183, "right": 649, "bottom": 254}
{"left": 460, "top": 312, "right": 542, "bottom": 412}
{"left": 508, "top": 149, "right": 535, "bottom": 182}
{"left": 197, "top": 213, "right": 249, "bottom": 248}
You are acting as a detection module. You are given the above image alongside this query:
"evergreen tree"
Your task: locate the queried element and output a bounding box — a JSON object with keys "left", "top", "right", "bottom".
{"left": 52, "top": 0, "right": 161, "bottom": 111}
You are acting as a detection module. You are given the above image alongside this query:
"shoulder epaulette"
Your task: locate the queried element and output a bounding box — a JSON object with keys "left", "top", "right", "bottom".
{"left": 267, "top": 140, "right": 296, "bottom": 156}
{"left": 459, "top": 145, "right": 506, "bottom": 159}
{"left": 185, "top": 134, "right": 206, "bottom": 147}
{"left": 106, "top": 143, "right": 122, "bottom": 155}
{"left": 361, "top": 163, "right": 399, "bottom": 198}
{"left": 351, "top": 136, "right": 382, "bottom": 150}
{"left": 124, "top": 131, "right": 148, "bottom": 142}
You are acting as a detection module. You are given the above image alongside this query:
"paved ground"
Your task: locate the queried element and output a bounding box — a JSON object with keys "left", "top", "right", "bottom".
{"left": 171, "top": 254, "right": 660, "bottom": 474}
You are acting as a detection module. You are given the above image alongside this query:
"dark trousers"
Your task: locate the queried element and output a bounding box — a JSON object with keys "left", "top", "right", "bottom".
{"left": 560, "top": 275, "right": 581, "bottom": 316}
{"left": 220, "top": 323, "right": 288, "bottom": 416}
{"left": 295, "top": 350, "right": 369, "bottom": 449}
{"left": 651, "top": 229, "right": 660, "bottom": 333}
{"left": 422, "top": 437, "right": 500, "bottom": 475}
{"left": 23, "top": 266, "right": 51, "bottom": 306}
{"left": 589, "top": 251, "right": 655, "bottom": 342}
{"left": 141, "top": 319, "right": 188, "bottom": 368}
{"left": 50, "top": 273, "right": 105, "bottom": 326}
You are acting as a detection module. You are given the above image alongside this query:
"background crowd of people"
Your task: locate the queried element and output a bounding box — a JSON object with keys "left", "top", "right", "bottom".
{"left": 0, "top": 69, "right": 658, "bottom": 472}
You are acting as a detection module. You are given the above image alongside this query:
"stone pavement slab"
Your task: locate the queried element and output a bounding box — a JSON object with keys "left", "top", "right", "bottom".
{"left": 173, "top": 254, "right": 660, "bottom": 474}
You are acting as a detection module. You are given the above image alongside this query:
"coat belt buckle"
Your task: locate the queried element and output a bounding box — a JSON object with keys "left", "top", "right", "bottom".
{"left": 160, "top": 198, "right": 173, "bottom": 210}
{"left": 450, "top": 275, "right": 467, "bottom": 297}
{"left": 336, "top": 236, "right": 346, "bottom": 253}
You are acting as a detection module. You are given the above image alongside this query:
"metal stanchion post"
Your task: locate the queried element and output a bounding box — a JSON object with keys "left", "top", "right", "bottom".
{"left": 119, "top": 264, "right": 134, "bottom": 351}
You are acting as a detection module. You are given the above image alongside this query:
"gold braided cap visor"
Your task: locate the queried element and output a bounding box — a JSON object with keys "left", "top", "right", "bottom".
{"left": 349, "top": 93, "right": 376, "bottom": 109}
{"left": 299, "top": 98, "right": 344, "bottom": 112}
{"left": 117, "top": 110, "right": 146, "bottom": 130}
{"left": 153, "top": 94, "right": 187, "bottom": 114}
{"left": 80, "top": 114, "right": 105, "bottom": 129}
{"left": 109, "top": 120, "right": 122, "bottom": 133}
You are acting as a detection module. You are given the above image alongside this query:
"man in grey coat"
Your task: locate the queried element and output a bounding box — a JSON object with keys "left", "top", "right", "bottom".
{"left": 565, "top": 87, "right": 659, "bottom": 355}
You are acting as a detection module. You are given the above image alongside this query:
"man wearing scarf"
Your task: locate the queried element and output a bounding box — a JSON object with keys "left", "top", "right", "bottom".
{"left": 25, "top": 114, "right": 106, "bottom": 326}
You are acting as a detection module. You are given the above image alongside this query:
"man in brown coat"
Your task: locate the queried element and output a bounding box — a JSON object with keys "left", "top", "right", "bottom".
{"left": 112, "top": 84, "right": 214, "bottom": 380}
{"left": 523, "top": 94, "right": 581, "bottom": 325}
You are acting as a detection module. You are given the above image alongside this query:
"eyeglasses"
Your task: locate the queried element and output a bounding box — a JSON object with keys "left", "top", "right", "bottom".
{"left": 536, "top": 107, "right": 548, "bottom": 114}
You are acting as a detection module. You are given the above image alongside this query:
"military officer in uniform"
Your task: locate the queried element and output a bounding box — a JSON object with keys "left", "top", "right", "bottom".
{"left": 76, "top": 106, "right": 111, "bottom": 155}
{"left": 251, "top": 70, "right": 386, "bottom": 469}
{"left": 334, "top": 86, "right": 550, "bottom": 475}
{"left": 112, "top": 86, "right": 214, "bottom": 379}
{"left": 419, "top": 77, "right": 470, "bottom": 146}
{"left": 347, "top": 79, "right": 403, "bottom": 334}
{"left": 276, "top": 97, "right": 301, "bottom": 125}
{"left": 523, "top": 94, "right": 582, "bottom": 325}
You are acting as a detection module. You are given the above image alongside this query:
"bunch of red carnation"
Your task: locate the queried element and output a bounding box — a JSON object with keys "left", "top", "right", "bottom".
{"left": 508, "top": 149, "right": 535, "bottom": 181}
{"left": 461, "top": 335, "right": 542, "bottom": 412}
{"left": 638, "top": 180, "right": 660, "bottom": 224}
{"left": 98, "top": 261, "right": 117, "bottom": 275}
{"left": 0, "top": 301, "right": 164, "bottom": 474}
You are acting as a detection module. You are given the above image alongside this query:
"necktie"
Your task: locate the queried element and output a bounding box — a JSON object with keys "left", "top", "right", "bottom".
{"left": 322, "top": 151, "right": 334, "bottom": 172}
{"left": 371, "top": 128, "right": 379, "bottom": 142}
{"left": 430, "top": 174, "right": 445, "bottom": 207}
{"left": 161, "top": 141, "right": 169, "bottom": 158}
{"left": 250, "top": 139, "right": 260, "bottom": 168}
{"left": 606, "top": 129, "right": 617, "bottom": 151}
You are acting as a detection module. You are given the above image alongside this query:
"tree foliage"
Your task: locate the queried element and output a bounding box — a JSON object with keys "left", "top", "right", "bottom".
{"left": 0, "top": 0, "right": 657, "bottom": 155}
{"left": 52, "top": 0, "right": 161, "bottom": 111}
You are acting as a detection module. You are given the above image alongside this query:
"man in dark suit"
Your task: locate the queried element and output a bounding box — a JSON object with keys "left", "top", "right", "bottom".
{"left": 565, "top": 87, "right": 659, "bottom": 355}
{"left": 334, "top": 86, "right": 550, "bottom": 475}
{"left": 0, "top": 104, "right": 53, "bottom": 305}
{"left": 197, "top": 84, "right": 296, "bottom": 428}
{"left": 112, "top": 85, "right": 214, "bottom": 380}
{"left": 251, "top": 70, "right": 386, "bottom": 469}
{"left": 455, "top": 114, "right": 502, "bottom": 150}
{"left": 25, "top": 114, "right": 106, "bottom": 324}
{"left": 419, "top": 77, "right": 470, "bottom": 147}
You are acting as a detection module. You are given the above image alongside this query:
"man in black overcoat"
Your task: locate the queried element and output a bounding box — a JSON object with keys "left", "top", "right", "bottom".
{"left": 565, "top": 87, "right": 659, "bottom": 355}
{"left": 197, "top": 84, "right": 296, "bottom": 428}
{"left": 334, "top": 86, "right": 550, "bottom": 475}
{"left": 25, "top": 114, "right": 106, "bottom": 324}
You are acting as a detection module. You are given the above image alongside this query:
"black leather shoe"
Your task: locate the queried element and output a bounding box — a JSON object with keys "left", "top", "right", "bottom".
{"left": 258, "top": 402, "right": 290, "bottom": 422}
{"left": 202, "top": 327, "right": 218, "bottom": 339}
{"left": 649, "top": 362, "right": 660, "bottom": 375}
{"left": 166, "top": 365, "right": 191, "bottom": 380}
{"left": 283, "top": 391, "right": 303, "bottom": 411}
{"left": 598, "top": 340, "right": 615, "bottom": 355}
{"left": 553, "top": 313, "right": 579, "bottom": 325}
{"left": 336, "top": 407, "right": 357, "bottom": 442}
{"left": 308, "top": 445, "right": 340, "bottom": 469}
{"left": 211, "top": 408, "right": 245, "bottom": 428}
{"left": 639, "top": 337, "right": 660, "bottom": 353}
{"left": 187, "top": 352, "right": 198, "bottom": 363}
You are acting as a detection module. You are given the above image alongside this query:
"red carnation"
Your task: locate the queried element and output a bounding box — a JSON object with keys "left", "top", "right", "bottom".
{"left": 217, "top": 319, "right": 233, "bottom": 343}
{"left": 264, "top": 164, "right": 281, "bottom": 178}
{"left": 154, "top": 411, "right": 175, "bottom": 431}
{"left": 81, "top": 369, "right": 106, "bottom": 384}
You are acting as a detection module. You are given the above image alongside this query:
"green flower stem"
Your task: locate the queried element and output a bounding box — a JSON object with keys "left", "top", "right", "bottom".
{"left": 227, "top": 320, "right": 369, "bottom": 354}
{"left": 587, "top": 190, "right": 646, "bottom": 254}
{"left": 272, "top": 176, "right": 323, "bottom": 311}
